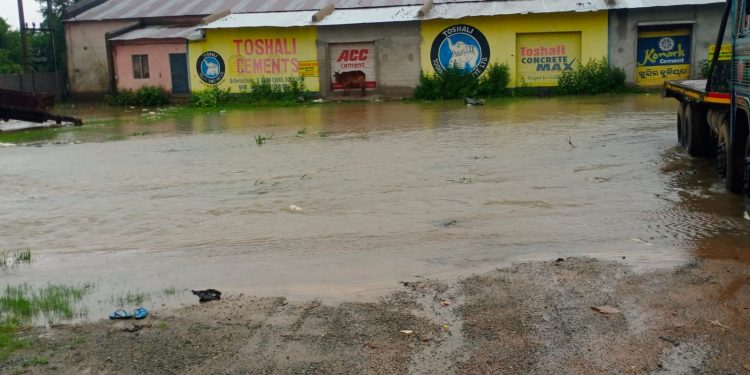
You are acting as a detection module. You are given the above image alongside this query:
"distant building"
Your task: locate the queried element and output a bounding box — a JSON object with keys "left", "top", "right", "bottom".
{"left": 63, "top": 0, "right": 725, "bottom": 98}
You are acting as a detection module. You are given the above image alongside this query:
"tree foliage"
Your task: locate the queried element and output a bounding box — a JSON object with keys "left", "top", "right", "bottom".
{"left": 0, "top": 18, "right": 22, "bottom": 73}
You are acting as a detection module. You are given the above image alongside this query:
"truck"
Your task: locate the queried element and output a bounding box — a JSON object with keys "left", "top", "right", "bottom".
{"left": 663, "top": 0, "right": 749, "bottom": 218}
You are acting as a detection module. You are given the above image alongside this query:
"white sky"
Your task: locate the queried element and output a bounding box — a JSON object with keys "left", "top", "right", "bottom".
{"left": 2, "top": 0, "right": 44, "bottom": 30}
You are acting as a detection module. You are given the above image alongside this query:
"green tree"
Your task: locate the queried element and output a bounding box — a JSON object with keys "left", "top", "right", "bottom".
{"left": 32, "top": 0, "right": 84, "bottom": 72}
{"left": 0, "top": 17, "right": 22, "bottom": 74}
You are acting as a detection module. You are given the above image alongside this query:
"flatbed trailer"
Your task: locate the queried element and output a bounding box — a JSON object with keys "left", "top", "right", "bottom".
{"left": 0, "top": 88, "right": 82, "bottom": 128}
{"left": 663, "top": 0, "right": 749, "bottom": 217}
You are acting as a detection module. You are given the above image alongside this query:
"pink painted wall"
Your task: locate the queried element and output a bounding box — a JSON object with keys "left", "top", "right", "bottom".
{"left": 113, "top": 42, "right": 186, "bottom": 93}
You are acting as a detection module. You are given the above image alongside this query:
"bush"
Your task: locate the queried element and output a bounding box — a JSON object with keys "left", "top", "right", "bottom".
{"left": 414, "top": 62, "right": 510, "bottom": 100}
{"left": 239, "top": 77, "right": 306, "bottom": 105}
{"left": 477, "top": 63, "right": 511, "bottom": 97}
{"left": 190, "top": 78, "right": 306, "bottom": 107}
{"left": 190, "top": 86, "right": 232, "bottom": 107}
{"left": 135, "top": 86, "right": 169, "bottom": 106}
{"left": 106, "top": 86, "right": 169, "bottom": 106}
{"left": 556, "top": 57, "right": 626, "bottom": 95}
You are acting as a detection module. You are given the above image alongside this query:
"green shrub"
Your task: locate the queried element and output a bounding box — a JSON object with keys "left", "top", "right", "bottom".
{"left": 699, "top": 59, "right": 711, "bottom": 79}
{"left": 105, "top": 90, "right": 137, "bottom": 106}
{"left": 190, "top": 86, "right": 232, "bottom": 107}
{"left": 240, "top": 77, "right": 305, "bottom": 105}
{"left": 135, "top": 86, "right": 169, "bottom": 106}
{"left": 414, "top": 63, "right": 510, "bottom": 100}
{"left": 477, "top": 63, "right": 511, "bottom": 97}
{"left": 106, "top": 86, "right": 169, "bottom": 106}
{"left": 557, "top": 57, "right": 626, "bottom": 95}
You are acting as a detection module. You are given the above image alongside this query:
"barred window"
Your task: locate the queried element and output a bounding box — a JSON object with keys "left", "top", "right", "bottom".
{"left": 132, "top": 55, "right": 150, "bottom": 79}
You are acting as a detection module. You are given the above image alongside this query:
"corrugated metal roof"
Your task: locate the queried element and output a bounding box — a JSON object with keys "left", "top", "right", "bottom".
{"left": 201, "top": 0, "right": 725, "bottom": 29}
{"left": 109, "top": 26, "right": 199, "bottom": 41}
{"left": 66, "top": 0, "right": 446, "bottom": 21}
{"left": 67, "top": 0, "right": 725, "bottom": 22}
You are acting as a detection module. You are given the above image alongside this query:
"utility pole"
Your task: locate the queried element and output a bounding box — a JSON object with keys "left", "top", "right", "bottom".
{"left": 47, "top": 0, "right": 61, "bottom": 99}
{"left": 17, "top": 0, "right": 29, "bottom": 73}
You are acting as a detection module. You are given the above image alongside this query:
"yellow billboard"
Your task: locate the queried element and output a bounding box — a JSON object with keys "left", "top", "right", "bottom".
{"left": 708, "top": 44, "right": 732, "bottom": 61}
{"left": 635, "top": 29, "right": 691, "bottom": 86}
{"left": 420, "top": 12, "right": 608, "bottom": 88}
{"left": 189, "top": 27, "right": 320, "bottom": 92}
{"left": 516, "top": 32, "right": 581, "bottom": 87}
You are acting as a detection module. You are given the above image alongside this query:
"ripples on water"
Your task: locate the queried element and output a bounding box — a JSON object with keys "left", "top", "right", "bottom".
{"left": 0, "top": 95, "right": 748, "bottom": 319}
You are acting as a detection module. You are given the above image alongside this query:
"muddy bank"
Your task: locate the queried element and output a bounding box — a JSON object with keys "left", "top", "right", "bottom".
{"left": 5, "top": 257, "right": 749, "bottom": 374}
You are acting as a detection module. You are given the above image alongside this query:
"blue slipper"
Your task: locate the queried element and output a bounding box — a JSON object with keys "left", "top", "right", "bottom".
{"left": 133, "top": 307, "right": 148, "bottom": 319}
{"left": 109, "top": 309, "right": 131, "bottom": 320}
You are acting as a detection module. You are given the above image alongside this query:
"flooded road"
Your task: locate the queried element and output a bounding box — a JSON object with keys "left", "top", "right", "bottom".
{"left": 1, "top": 95, "right": 748, "bottom": 319}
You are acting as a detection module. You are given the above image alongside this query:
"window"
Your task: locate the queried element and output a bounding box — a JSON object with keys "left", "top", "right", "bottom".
{"left": 132, "top": 55, "right": 150, "bottom": 79}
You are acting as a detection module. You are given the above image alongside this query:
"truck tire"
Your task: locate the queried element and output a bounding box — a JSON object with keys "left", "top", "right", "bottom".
{"left": 685, "top": 103, "right": 712, "bottom": 156}
{"left": 745, "top": 137, "right": 750, "bottom": 216}
{"left": 718, "top": 121, "right": 744, "bottom": 193}
{"left": 677, "top": 102, "right": 687, "bottom": 148}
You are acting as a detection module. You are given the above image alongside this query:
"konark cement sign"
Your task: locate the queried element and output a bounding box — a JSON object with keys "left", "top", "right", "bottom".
{"left": 636, "top": 29, "right": 691, "bottom": 86}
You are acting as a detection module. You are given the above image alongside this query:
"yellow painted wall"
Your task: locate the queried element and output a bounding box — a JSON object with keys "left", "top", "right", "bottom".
{"left": 420, "top": 12, "right": 608, "bottom": 87}
{"left": 189, "top": 27, "right": 319, "bottom": 93}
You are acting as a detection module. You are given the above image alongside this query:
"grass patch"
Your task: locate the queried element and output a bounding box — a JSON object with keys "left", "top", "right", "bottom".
{"left": 21, "top": 356, "right": 49, "bottom": 367}
{"left": 114, "top": 290, "right": 149, "bottom": 306}
{"left": 296, "top": 128, "right": 307, "bottom": 136}
{"left": 0, "top": 321, "right": 27, "bottom": 362}
{"left": 254, "top": 133, "right": 273, "bottom": 145}
{"left": 162, "top": 286, "right": 177, "bottom": 296}
{"left": 0, "top": 283, "right": 92, "bottom": 361}
{"left": 1, "top": 249, "right": 34, "bottom": 268}
{"left": 0, "top": 284, "right": 91, "bottom": 322}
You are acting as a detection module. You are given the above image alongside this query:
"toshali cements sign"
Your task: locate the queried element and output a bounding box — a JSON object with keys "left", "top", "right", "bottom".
{"left": 189, "top": 27, "right": 319, "bottom": 92}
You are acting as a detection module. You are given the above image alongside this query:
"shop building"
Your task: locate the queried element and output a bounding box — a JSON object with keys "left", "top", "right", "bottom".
{"left": 608, "top": 0, "right": 724, "bottom": 86}
{"left": 110, "top": 26, "right": 196, "bottom": 94}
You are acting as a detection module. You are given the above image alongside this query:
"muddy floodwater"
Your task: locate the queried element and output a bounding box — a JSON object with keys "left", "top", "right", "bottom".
{"left": 1, "top": 95, "right": 748, "bottom": 320}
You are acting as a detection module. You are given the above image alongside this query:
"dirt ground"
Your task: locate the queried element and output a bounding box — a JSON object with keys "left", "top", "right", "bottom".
{"left": 3, "top": 257, "right": 749, "bottom": 374}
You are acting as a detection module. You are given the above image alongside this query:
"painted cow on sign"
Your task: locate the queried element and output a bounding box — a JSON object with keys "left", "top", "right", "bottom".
{"left": 333, "top": 70, "right": 366, "bottom": 96}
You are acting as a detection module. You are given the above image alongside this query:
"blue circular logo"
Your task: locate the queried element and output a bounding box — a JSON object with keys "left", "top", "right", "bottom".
{"left": 430, "top": 25, "right": 490, "bottom": 77}
{"left": 196, "top": 51, "right": 225, "bottom": 84}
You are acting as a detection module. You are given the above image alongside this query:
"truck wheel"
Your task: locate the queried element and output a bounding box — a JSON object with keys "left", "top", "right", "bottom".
{"left": 745, "top": 137, "right": 750, "bottom": 216}
{"left": 718, "top": 121, "right": 744, "bottom": 193}
{"left": 685, "top": 103, "right": 712, "bottom": 156}
{"left": 677, "top": 102, "right": 686, "bottom": 148}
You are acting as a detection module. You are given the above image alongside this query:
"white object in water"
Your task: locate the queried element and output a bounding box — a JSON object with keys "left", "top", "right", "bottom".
{"left": 288, "top": 204, "right": 303, "bottom": 212}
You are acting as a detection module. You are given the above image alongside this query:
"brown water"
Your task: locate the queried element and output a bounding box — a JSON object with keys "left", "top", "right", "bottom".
{"left": 1, "top": 95, "right": 748, "bottom": 320}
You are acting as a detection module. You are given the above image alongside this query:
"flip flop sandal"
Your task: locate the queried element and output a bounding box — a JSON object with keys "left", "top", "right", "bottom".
{"left": 133, "top": 307, "right": 149, "bottom": 320}
{"left": 109, "top": 309, "right": 131, "bottom": 320}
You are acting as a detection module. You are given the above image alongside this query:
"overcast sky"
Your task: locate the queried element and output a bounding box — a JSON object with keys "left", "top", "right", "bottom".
{"left": 2, "top": 0, "right": 44, "bottom": 30}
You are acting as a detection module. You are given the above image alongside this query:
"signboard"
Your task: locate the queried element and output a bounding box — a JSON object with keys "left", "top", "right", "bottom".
{"left": 189, "top": 27, "right": 319, "bottom": 92}
{"left": 330, "top": 42, "right": 376, "bottom": 93}
{"left": 429, "top": 24, "right": 490, "bottom": 77}
{"left": 516, "top": 32, "right": 581, "bottom": 87}
{"left": 635, "top": 29, "right": 691, "bottom": 86}
{"left": 708, "top": 44, "right": 732, "bottom": 61}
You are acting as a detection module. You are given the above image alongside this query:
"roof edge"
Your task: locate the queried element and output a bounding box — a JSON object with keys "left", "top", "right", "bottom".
{"left": 63, "top": 0, "right": 109, "bottom": 20}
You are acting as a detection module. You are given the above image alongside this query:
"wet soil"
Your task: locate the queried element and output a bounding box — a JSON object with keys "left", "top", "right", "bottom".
{"left": 5, "top": 257, "right": 749, "bottom": 374}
